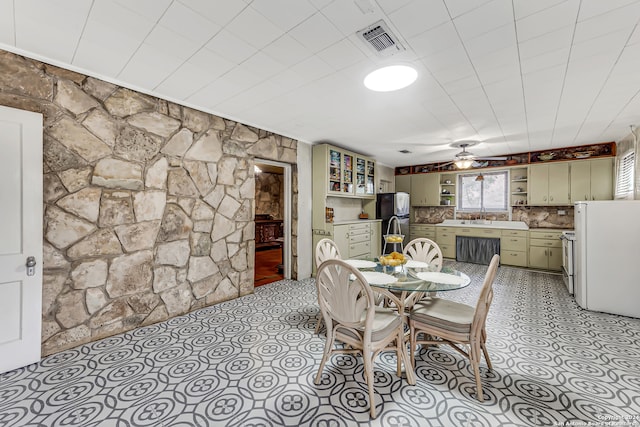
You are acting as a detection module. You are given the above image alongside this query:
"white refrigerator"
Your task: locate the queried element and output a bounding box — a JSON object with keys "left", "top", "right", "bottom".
{"left": 574, "top": 201, "right": 640, "bottom": 318}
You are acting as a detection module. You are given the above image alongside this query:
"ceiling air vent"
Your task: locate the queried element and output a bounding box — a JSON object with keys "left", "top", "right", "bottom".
{"left": 399, "top": 149, "right": 411, "bottom": 154}
{"left": 357, "top": 20, "right": 405, "bottom": 57}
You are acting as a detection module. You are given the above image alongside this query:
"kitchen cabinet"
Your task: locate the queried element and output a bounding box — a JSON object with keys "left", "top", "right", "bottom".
{"left": 510, "top": 167, "right": 529, "bottom": 206}
{"left": 435, "top": 226, "right": 456, "bottom": 258}
{"left": 439, "top": 173, "right": 456, "bottom": 206}
{"left": 409, "top": 224, "right": 436, "bottom": 242}
{"left": 332, "top": 222, "right": 373, "bottom": 260}
{"left": 529, "top": 163, "right": 569, "bottom": 205}
{"left": 411, "top": 173, "right": 440, "bottom": 206}
{"left": 500, "top": 229, "right": 528, "bottom": 267}
{"left": 570, "top": 158, "right": 613, "bottom": 202}
{"left": 355, "top": 155, "right": 376, "bottom": 197}
{"left": 432, "top": 223, "right": 531, "bottom": 267}
{"left": 313, "top": 144, "right": 375, "bottom": 198}
{"left": 528, "top": 230, "right": 562, "bottom": 271}
{"left": 370, "top": 221, "right": 381, "bottom": 257}
{"left": 395, "top": 174, "right": 411, "bottom": 193}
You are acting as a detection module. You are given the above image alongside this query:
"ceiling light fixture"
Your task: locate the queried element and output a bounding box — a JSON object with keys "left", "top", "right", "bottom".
{"left": 364, "top": 65, "right": 417, "bottom": 92}
{"left": 454, "top": 159, "right": 474, "bottom": 169}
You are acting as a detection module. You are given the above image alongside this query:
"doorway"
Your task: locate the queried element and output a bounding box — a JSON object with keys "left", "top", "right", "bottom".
{"left": 254, "top": 160, "right": 291, "bottom": 286}
{"left": 0, "top": 106, "right": 43, "bottom": 373}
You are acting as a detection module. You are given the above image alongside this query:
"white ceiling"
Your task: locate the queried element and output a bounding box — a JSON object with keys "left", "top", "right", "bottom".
{"left": 2, "top": 0, "right": 640, "bottom": 167}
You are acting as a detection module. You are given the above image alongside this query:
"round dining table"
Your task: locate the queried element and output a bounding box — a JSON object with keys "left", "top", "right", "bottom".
{"left": 344, "top": 259, "right": 472, "bottom": 317}
{"left": 343, "top": 259, "right": 471, "bottom": 386}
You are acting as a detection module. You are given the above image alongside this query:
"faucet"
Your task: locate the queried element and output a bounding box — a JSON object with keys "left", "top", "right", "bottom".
{"left": 479, "top": 207, "right": 486, "bottom": 221}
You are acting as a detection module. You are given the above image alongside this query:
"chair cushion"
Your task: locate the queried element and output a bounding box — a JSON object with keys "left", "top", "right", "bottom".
{"left": 337, "top": 306, "right": 402, "bottom": 343}
{"left": 410, "top": 298, "right": 474, "bottom": 334}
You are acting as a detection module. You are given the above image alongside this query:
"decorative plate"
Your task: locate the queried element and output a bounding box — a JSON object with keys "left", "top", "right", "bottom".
{"left": 344, "top": 259, "right": 377, "bottom": 269}
{"left": 360, "top": 271, "right": 397, "bottom": 285}
{"left": 405, "top": 260, "right": 430, "bottom": 269}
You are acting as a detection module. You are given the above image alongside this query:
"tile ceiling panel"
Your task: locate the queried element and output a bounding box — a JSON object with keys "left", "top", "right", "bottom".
{"left": 288, "top": 13, "right": 344, "bottom": 53}
{"left": 408, "top": 22, "right": 459, "bottom": 59}
{"left": 517, "top": 26, "right": 574, "bottom": 60}
{"left": 261, "top": 35, "right": 312, "bottom": 68}
{"left": 225, "top": 7, "right": 283, "bottom": 50}
{"left": 315, "top": 0, "right": 377, "bottom": 36}
{"left": 118, "top": 43, "right": 185, "bottom": 90}
{"left": 316, "top": 39, "right": 367, "bottom": 71}
{"left": 388, "top": 0, "right": 450, "bottom": 39}
{"left": 443, "top": 0, "right": 493, "bottom": 19}
{"left": 155, "top": 60, "right": 218, "bottom": 101}
{"left": 515, "top": 1, "right": 580, "bottom": 43}
{"left": 116, "top": 0, "right": 172, "bottom": 22}
{"left": 453, "top": 1, "right": 514, "bottom": 41}
{"left": 205, "top": 30, "right": 257, "bottom": 65}
{"left": 512, "top": 0, "right": 567, "bottom": 20}
{"left": 2, "top": 0, "right": 640, "bottom": 166}
{"left": 158, "top": 2, "right": 221, "bottom": 45}
{"left": 250, "top": 0, "right": 316, "bottom": 32}
{"left": 178, "top": 0, "right": 247, "bottom": 27}
{"left": 14, "top": 0, "right": 91, "bottom": 63}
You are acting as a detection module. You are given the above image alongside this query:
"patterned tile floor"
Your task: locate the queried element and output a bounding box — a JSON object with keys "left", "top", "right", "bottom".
{"left": 1, "top": 262, "right": 640, "bottom": 426}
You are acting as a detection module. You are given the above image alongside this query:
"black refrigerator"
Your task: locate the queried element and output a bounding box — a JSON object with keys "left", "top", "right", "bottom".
{"left": 376, "top": 192, "right": 410, "bottom": 251}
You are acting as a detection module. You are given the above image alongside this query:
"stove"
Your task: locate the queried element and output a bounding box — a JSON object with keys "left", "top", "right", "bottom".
{"left": 560, "top": 231, "right": 575, "bottom": 294}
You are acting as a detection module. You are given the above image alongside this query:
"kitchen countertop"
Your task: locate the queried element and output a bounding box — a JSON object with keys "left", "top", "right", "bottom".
{"left": 332, "top": 219, "right": 382, "bottom": 225}
{"left": 435, "top": 219, "right": 529, "bottom": 230}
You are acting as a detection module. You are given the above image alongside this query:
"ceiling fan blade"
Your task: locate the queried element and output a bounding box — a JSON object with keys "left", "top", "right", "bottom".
{"left": 476, "top": 156, "right": 508, "bottom": 160}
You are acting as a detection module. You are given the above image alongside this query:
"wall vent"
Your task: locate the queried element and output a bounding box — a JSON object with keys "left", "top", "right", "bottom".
{"left": 357, "top": 20, "right": 405, "bottom": 57}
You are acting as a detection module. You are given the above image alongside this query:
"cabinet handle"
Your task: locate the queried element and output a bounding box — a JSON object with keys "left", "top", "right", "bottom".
{"left": 543, "top": 196, "right": 547, "bottom": 201}
{"left": 549, "top": 250, "right": 553, "bottom": 256}
{"left": 346, "top": 233, "right": 349, "bottom": 239}
{"left": 545, "top": 249, "right": 548, "bottom": 256}
{"left": 550, "top": 196, "right": 554, "bottom": 201}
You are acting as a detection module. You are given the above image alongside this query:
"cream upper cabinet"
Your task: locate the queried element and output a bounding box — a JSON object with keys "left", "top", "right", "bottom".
{"left": 395, "top": 174, "right": 411, "bottom": 193}
{"left": 570, "top": 158, "right": 613, "bottom": 202}
{"left": 355, "top": 156, "right": 376, "bottom": 198}
{"left": 570, "top": 161, "right": 590, "bottom": 203}
{"left": 313, "top": 144, "right": 375, "bottom": 198}
{"left": 529, "top": 163, "right": 569, "bottom": 205}
{"left": 411, "top": 173, "right": 440, "bottom": 206}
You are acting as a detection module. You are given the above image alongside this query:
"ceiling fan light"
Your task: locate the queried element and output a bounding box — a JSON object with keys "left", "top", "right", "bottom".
{"left": 454, "top": 159, "right": 473, "bottom": 169}
{"left": 364, "top": 65, "right": 417, "bottom": 92}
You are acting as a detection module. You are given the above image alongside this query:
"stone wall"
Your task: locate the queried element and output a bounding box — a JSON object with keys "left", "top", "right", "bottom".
{"left": 255, "top": 172, "right": 284, "bottom": 219}
{"left": 0, "top": 49, "right": 299, "bottom": 356}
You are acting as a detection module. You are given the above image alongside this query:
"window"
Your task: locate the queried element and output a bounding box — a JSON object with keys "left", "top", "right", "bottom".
{"left": 457, "top": 171, "right": 508, "bottom": 212}
{"left": 615, "top": 151, "right": 635, "bottom": 199}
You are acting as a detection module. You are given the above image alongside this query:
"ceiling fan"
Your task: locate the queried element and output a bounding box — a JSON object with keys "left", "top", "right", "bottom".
{"left": 445, "top": 141, "right": 507, "bottom": 169}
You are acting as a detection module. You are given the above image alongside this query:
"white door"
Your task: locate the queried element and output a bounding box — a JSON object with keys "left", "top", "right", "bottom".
{"left": 0, "top": 106, "right": 43, "bottom": 373}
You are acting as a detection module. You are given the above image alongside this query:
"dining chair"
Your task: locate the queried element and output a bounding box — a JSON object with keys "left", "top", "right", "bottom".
{"left": 314, "top": 238, "right": 342, "bottom": 334}
{"left": 314, "top": 259, "right": 412, "bottom": 418}
{"left": 402, "top": 237, "right": 444, "bottom": 306}
{"left": 408, "top": 254, "right": 500, "bottom": 401}
{"left": 403, "top": 237, "right": 443, "bottom": 271}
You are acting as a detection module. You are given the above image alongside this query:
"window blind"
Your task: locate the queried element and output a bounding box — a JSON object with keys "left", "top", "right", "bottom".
{"left": 615, "top": 151, "right": 635, "bottom": 199}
